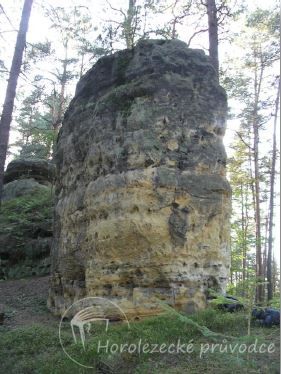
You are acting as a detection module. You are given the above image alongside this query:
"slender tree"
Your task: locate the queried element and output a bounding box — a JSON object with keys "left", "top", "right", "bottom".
{"left": 267, "top": 78, "right": 280, "bottom": 301}
{"left": 0, "top": 0, "right": 33, "bottom": 203}
{"left": 223, "top": 7, "right": 280, "bottom": 301}
{"left": 252, "top": 45, "right": 264, "bottom": 301}
{"left": 199, "top": 0, "right": 236, "bottom": 79}
{"left": 124, "top": 0, "right": 137, "bottom": 48}
{"left": 206, "top": 0, "right": 219, "bottom": 78}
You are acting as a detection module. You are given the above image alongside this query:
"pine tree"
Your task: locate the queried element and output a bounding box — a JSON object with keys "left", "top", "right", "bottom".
{"left": 224, "top": 7, "right": 280, "bottom": 302}
{"left": 0, "top": 0, "right": 33, "bottom": 203}
{"left": 267, "top": 78, "right": 280, "bottom": 301}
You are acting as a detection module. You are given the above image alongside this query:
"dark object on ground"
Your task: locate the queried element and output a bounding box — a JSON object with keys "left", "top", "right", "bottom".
{"left": 252, "top": 308, "right": 280, "bottom": 327}
{"left": 252, "top": 308, "right": 265, "bottom": 320}
{"left": 217, "top": 295, "right": 244, "bottom": 312}
{"left": 207, "top": 294, "right": 245, "bottom": 312}
{"left": 0, "top": 312, "right": 4, "bottom": 325}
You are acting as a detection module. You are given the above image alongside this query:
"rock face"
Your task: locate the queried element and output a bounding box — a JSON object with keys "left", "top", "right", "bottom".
{"left": 2, "top": 178, "right": 49, "bottom": 201}
{"left": 48, "top": 39, "right": 231, "bottom": 318}
{"left": 4, "top": 159, "right": 55, "bottom": 186}
{"left": 0, "top": 159, "right": 53, "bottom": 279}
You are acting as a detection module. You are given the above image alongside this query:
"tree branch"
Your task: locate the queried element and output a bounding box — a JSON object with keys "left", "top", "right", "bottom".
{"left": 235, "top": 131, "right": 254, "bottom": 151}
{"left": 105, "top": 0, "right": 126, "bottom": 17}
{"left": 187, "top": 28, "right": 208, "bottom": 47}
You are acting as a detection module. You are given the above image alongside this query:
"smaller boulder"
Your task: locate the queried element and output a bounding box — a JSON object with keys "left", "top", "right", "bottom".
{"left": 4, "top": 159, "right": 55, "bottom": 185}
{"left": 2, "top": 178, "right": 50, "bottom": 201}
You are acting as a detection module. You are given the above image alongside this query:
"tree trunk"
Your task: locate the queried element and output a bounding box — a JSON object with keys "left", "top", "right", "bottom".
{"left": 0, "top": 0, "right": 33, "bottom": 204}
{"left": 241, "top": 183, "right": 249, "bottom": 295}
{"left": 252, "top": 54, "right": 264, "bottom": 303}
{"left": 171, "top": 0, "right": 179, "bottom": 39}
{"left": 51, "top": 39, "right": 68, "bottom": 157}
{"left": 125, "top": 0, "right": 137, "bottom": 48}
{"left": 206, "top": 0, "right": 219, "bottom": 79}
{"left": 267, "top": 78, "right": 280, "bottom": 302}
{"left": 56, "top": 40, "right": 68, "bottom": 131}
{"left": 272, "top": 259, "right": 278, "bottom": 295}
{"left": 79, "top": 52, "right": 85, "bottom": 78}
{"left": 253, "top": 105, "right": 262, "bottom": 303}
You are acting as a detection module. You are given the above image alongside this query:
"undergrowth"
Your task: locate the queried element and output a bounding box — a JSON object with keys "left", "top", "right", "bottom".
{"left": 0, "top": 308, "right": 279, "bottom": 374}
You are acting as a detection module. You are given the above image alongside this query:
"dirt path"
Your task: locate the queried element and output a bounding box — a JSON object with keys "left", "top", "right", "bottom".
{"left": 0, "top": 276, "right": 59, "bottom": 328}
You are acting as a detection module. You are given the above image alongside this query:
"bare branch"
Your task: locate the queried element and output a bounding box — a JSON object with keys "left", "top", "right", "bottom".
{"left": 0, "top": 29, "right": 18, "bottom": 33}
{"left": 105, "top": 0, "right": 126, "bottom": 17}
{"left": 100, "top": 18, "right": 122, "bottom": 24}
{"left": 199, "top": 0, "right": 207, "bottom": 7}
{"left": 187, "top": 28, "right": 208, "bottom": 47}
{"left": 0, "top": 3, "right": 17, "bottom": 30}
{"left": 235, "top": 131, "right": 254, "bottom": 151}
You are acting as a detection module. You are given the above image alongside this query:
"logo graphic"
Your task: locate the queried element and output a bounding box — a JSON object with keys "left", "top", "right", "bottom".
{"left": 59, "top": 297, "right": 130, "bottom": 368}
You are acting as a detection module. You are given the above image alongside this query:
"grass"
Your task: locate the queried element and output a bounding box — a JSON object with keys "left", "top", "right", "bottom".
{"left": 0, "top": 308, "right": 279, "bottom": 374}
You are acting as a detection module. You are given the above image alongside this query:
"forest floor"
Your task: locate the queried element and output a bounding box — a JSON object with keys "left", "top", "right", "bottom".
{"left": 0, "top": 276, "right": 57, "bottom": 328}
{"left": 0, "top": 276, "right": 279, "bottom": 374}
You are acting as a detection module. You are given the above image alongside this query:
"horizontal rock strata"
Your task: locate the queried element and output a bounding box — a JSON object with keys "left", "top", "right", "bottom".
{"left": 48, "top": 39, "right": 231, "bottom": 318}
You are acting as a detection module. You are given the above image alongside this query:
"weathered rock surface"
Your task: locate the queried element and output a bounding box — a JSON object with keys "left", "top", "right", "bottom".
{"left": 2, "top": 178, "right": 49, "bottom": 201}
{"left": 0, "top": 159, "right": 54, "bottom": 279}
{"left": 4, "top": 159, "right": 55, "bottom": 185}
{"left": 48, "top": 39, "right": 231, "bottom": 318}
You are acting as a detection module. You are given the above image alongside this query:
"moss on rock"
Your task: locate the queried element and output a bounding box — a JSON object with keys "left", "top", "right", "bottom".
{"left": 0, "top": 189, "right": 53, "bottom": 279}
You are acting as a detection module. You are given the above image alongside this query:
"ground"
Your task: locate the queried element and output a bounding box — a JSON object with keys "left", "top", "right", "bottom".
{"left": 0, "top": 276, "right": 56, "bottom": 328}
{"left": 0, "top": 276, "right": 279, "bottom": 374}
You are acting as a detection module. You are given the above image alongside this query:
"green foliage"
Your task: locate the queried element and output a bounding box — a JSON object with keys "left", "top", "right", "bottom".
{"left": 45, "top": 5, "right": 92, "bottom": 42}
{"left": 225, "top": 6, "right": 280, "bottom": 303}
{"left": 0, "top": 309, "right": 278, "bottom": 374}
{"left": 160, "top": 302, "right": 235, "bottom": 340}
{"left": 268, "top": 297, "right": 280, "bottom": 309}
{"left": 0, "top": 189, "right": 53, "bottom": 278}
{"left": 24, "top": 41, "right": 53, "bottom": 69}
{"left": 0, "top": 188, "right": 53, "bottom": 264}
{"left": 0, "top": 189, "right": 53, "bottom": 229}
{"left": 14, "top": 87, "right": 55, "bottom": 160}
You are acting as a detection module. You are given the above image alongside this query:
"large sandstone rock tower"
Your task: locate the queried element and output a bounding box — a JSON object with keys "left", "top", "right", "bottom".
{"left": 48, "top": 39, "right": 231, "bottom": 317}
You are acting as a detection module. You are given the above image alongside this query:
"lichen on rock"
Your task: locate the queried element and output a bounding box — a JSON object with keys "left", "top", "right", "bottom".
{"left": 48, "top": 39, "right": 231, "bottom": 318}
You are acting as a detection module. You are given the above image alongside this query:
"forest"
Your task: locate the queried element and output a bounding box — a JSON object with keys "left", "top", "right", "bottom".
{"left": 0, "top": 0, "right": 280, "bottom": 373}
